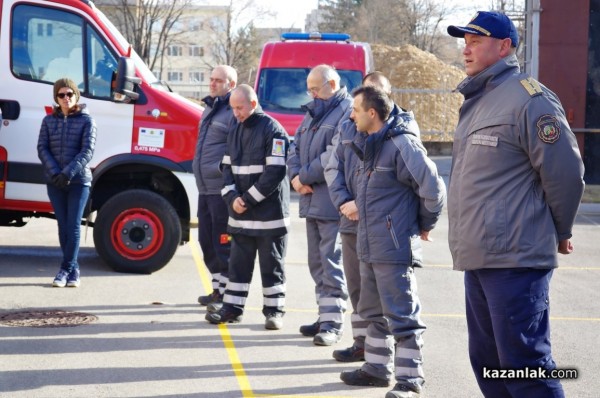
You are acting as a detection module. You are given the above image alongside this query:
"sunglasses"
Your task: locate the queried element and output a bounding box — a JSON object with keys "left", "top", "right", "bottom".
{"left": 57, "top": 92, "right": 74, "bottom": 99}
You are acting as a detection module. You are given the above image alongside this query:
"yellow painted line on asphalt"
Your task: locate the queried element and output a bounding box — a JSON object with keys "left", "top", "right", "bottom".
{"left": 425, "top": 264, "right": 599, "bottom": 270}
{"left": 190, "top": 240, "right": 598, "bottom": 397}
{"left": 550, "top": 316, "right": 600, "bottom": 322}
{"left": 189, "top": 240, "right": 255, "bottom": 398}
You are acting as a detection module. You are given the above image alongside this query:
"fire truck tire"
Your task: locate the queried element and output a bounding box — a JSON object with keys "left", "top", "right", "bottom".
{"left": 93, "top": 189, "right": 181, "bottom": 274}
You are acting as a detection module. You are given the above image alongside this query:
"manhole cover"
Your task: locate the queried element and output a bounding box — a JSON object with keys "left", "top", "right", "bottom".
{"left": 0, "top": 310, "right": 98, "bottom": 328}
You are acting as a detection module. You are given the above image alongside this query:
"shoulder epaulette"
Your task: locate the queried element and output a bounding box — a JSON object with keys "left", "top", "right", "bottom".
{"left": 520, "top": 77, "right": 543, "bottom": 97}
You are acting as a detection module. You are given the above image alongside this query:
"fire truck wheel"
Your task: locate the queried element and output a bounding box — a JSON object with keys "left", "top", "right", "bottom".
{"left": 93, "top": 189, "right": 181, "bottom": 274}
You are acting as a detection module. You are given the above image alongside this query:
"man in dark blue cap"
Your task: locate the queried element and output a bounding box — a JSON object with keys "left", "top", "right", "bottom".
{"left": 446, "top": 11, "right": 584, "bottom": 398}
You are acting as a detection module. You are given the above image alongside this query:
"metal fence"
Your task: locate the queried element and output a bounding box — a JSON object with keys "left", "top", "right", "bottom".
{"left": 391, "top": 88, "right": 463, "bottom": 141}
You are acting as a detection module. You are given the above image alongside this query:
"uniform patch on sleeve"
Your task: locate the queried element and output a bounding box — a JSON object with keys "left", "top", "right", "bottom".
{"left": 272, "top": 138, "right": 285, "bottom": 156}
{"left": 537, "top": 115, "right": 561, "bottom": 143}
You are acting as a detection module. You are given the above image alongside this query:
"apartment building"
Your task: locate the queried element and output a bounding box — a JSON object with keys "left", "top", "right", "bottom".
{"left": 95, "top": 1, "right": 227, "bottom": 100}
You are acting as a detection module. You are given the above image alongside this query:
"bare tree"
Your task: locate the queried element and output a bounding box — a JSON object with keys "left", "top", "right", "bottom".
{"left": 96, "top": 0, "right": 192, "bottom": 71}
{"left": 318, "top": 0, "right": 453, "bottom": 57}
{"left": 318, "top": 0, "right": 363, "bottom": 34}
{"left": 204, "top": 0, "right": 274, "bottom": 84}
{"left": 353, "top": 0, "right": 411, "bottom": 45}
{"left": 405, "top": 0, "right": 453, "bottom": 55}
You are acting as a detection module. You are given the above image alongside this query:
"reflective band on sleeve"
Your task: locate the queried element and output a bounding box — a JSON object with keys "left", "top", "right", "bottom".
{"left": 221, "top": 184, "right": 236, "bottom": 196}
{"left": 248, "top": 185, "right": 266, "bottom": 202}
{"left": 231, "top": 165, "right": 264, "bottom": 174}
{"left": 266, "top": 156, "right": 286, "bottom": 166}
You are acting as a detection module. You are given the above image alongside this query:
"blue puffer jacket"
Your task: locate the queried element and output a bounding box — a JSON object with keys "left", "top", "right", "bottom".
{"left": 192, "top": 92, "right": 235, "bottom": 195}
{"left": 37, "top": 104, "right": 96, "bottom": 185}
{"left": 325, "top": 104, "right": 408, "bottom": 234}
{"left": 287, "top": 87, "right": 352, "bottom": 220}
{"left": 354, "top": 111, "right": 446, "bottom": 266}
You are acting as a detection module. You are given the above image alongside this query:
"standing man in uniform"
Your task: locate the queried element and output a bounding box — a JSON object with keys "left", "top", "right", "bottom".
{"left": 206, "top": 84, "right": 290, "bottom": 330}
{"left": 192, "top": 65, "right": 237, "bottom": 309}
{"left": 446, "top": 11, "right": 584, "bottom": 397}
{"left": 288, "top": 64, "right": 352, "bottom": 346}
{"left": 339, "top": 86, "right": 445, "bottom": 397}
{"left": 325, "top": 71, "right": 415, "bottom": 363}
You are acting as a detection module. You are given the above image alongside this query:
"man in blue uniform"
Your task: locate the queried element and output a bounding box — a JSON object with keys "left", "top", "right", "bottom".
{"left": 288, "top": 64, "right": 351, "bottom": 346}
{"left": 325, "top": 71, "right": 406, "bottom": 363}
{"left": 192, "top": 65, "right": 237, "bottom": 309}
{"left": 206, "top": 84, "right": 290, "bottom": 330}
{"left": 339, "top": 86, "right": 445, "bottom": 398}
{"left": 446, "top": 11, "right": 585, "bottom": 398}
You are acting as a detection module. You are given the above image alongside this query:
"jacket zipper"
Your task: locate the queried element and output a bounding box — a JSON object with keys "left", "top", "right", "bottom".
{"left": 386, "top": 214, "right": 400, "bottom": 249}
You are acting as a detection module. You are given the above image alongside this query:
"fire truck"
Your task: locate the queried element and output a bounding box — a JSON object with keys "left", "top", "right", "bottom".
{"left": 254, "top": 32, "right": 374, "bottom": 137}
{"left": 0, "top": 0, "right": 203, "bottom": 273}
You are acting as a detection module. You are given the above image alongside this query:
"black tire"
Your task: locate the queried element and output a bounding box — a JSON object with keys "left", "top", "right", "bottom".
{"left": 93, "top": 189, "right": 181, "bottom": 274}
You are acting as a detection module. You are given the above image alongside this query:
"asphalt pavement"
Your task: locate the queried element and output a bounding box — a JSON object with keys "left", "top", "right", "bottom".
{"left": 1, "top": 157, "right": 599, "bottom": 398}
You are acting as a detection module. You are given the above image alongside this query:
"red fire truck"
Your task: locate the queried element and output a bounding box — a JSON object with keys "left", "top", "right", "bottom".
{"left": 254, "top": 32, "right": 375, "bottom": 137}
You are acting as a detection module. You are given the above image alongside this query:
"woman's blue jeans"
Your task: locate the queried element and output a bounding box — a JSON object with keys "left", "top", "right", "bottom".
{"left": 47, "top": 183, "right": 90, "bottom": 272}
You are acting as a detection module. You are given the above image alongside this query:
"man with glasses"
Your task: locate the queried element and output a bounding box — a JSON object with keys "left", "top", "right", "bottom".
{"left": 288, "top": 64, "right": 352, "bottom": 346}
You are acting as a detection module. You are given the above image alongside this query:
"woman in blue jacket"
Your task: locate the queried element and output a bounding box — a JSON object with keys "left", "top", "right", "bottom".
{"left": 37, "top": 78, "right": 96, "bottom": 287}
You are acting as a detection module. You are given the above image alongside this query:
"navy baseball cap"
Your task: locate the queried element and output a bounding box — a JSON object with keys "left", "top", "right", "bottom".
{"left": 447, "top": 11, "right": 519, "bottom": 48}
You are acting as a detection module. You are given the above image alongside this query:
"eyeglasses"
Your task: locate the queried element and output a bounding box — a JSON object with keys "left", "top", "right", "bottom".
{"left": 306, "top": 81, "right": 329, "bottom": 97}
{"left": 57, "top": 92, "right": 74, "bottom": 99}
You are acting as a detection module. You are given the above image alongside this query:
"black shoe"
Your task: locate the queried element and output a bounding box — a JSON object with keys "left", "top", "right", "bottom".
{"left": 385, "top": 383, "right": 421, "bottom": 398}
{"left": 207, "top": 301, "right": 223, "bottom": 313}
{"left": 205, "top": 307, "right": 242, "bottom": 324}
{"left": 333, "top": 345, "right": 365, "bottom": 362}
{"left": 313, "top": 330, "right": 342, "bottom": 346}
{"left": 198, "top": 290, "right": 222, "bottom": 306}
{"left": 299, "top": 320, "right": 319, "bottom": 337}
{"left": 340, "top": 369, "right": 391, "bottom": 387}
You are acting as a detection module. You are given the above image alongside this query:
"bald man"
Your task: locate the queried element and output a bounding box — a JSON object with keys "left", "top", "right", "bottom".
{"left": 206, "top": 84, "right": 291, "bottom": 330}
{"left": 193, "top": 65, "right": 237, "bottom": 310}
{"left": 287, "top": 64, "right": 352, "bottom": 346}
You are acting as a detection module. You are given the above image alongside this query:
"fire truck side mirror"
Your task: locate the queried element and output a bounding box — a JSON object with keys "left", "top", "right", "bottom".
{"left": 114, "top": 57, "right": 141, "bottom": 102}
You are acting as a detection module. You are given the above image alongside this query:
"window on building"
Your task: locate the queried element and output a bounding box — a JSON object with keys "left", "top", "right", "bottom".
{"left": 167, "top": 45, "right": 183, "bottom": 56}
{"left": 168, "top": 71, "right": 183, "bottom": 81}
{"left": 190, "top": 21, "right": 203, "bottom": 31}
{"left": 189, "top": 46, "right": 204, "bottom": 57}
{"left": 189, "top": 71, "right": 202, "bottom": 82}
{"left": 46, "top": 23, "right": 53, "bottom": 37}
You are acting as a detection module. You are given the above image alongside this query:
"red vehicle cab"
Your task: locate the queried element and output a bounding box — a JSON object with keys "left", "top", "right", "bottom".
{"left": 254, "top": 32, "right": 374, "bottom": 137}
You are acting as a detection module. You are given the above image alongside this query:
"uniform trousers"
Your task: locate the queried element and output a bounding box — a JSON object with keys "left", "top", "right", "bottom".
{"left": 341, "top": 232, "right": 366, "bottom": 348}
{"left": 306, "top": 218, "right": 347, "bottom": 332}
{"left": 223, "top": 233, "right": 287, "bottom": 316}
{"left": 357, "top": 262, "right": 426, "bottom": 392}
{"left": 465, "top": 268, "right": 564, "bottom": 398}
{"left": 197, "top": 194, "right": 230, "bottom": 293}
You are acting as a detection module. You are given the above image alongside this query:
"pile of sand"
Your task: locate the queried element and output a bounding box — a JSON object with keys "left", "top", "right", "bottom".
{"left": 372, "top": 43, "right": 466, "bottom": 140}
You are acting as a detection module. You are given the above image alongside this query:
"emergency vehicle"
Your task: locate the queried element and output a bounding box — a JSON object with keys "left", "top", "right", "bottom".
{"left": 254, "top": 32, "right": 374, "bottom": 137}
{"left": 0, "top": 0, "right": 203, "bottom": 273}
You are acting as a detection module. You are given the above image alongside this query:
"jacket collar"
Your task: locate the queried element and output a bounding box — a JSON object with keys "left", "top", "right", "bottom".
{"left": 301, "top": 86, "right": 349, "bottom": 120}
{"left": 241, "top": 109, "right": 265, "bottom": 128}
{"left": 457, "top": 54, "right": 520, "bottom": 99}
{"left": 202, "top": 91, "right": 231, "bottom": 109}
